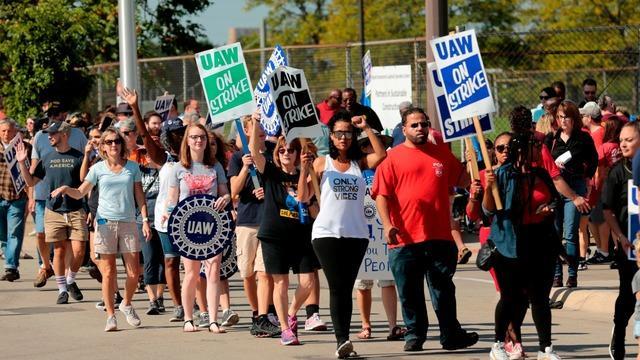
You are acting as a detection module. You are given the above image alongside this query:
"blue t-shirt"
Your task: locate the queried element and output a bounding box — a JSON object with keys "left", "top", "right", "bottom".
{"left": 31, "top": 128, "right": 87, "bottom": 201}
{"left": 85, "top": 160, "right": 142, "bottom": 222}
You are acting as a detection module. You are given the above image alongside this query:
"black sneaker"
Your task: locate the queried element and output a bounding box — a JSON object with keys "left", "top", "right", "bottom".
{"left": 586, "top": 251, "right": 611, "bottom": 264}
{"left": 403, "top": 339, "right": 424, "bottom": 352}
{"left": 67, "top": 282, "right": 84, "bottom": 301}
{"left": 146, "top": 300, "right": 160, "bottom": 315}
{"left": 57, "top": 291, "right": 69, "bottom": 304}
{"left": 88, "top": 265, "right": 102, "bottom": 283}
{"left": 442, "top": 331, "right": 479, "bottom": 350}
{"left": 250, "top": 317, "right": 258, "bottom": 336}
{"left": 157, "top": 296, "right": 166, "bottom": 312}
{"left": 255, "top": 314, "right": 281, "bottom": 338}
{"left": 610, "top": 261, "right": 619, "bottom": 269}
{"left": 1, "top": 269, "right": 19, "bottom": 282}
{"left": 114, "top": 292, "right": 123, "bottom": 308}
{"left": 96, "top": 300, "right": 106, "bottom": 311}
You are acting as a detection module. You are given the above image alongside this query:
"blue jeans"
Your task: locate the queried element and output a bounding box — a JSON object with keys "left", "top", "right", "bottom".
{"left": 0, "top": 198, "right": 27, "bottom": 270}
{"left": 389, "top": 240, "right": 464, "bottom": 346}
{"left": 554, "top": 177, "right": 587, "bottom": 279}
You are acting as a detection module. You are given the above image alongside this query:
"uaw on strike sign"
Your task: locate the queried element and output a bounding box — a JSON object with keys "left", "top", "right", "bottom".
{"left": 430, "top": 29, "right": 495, "bottom": 121}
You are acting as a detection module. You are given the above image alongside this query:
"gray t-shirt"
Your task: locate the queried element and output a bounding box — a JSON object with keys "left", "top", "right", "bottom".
{"left": 632, "top": 270, "right": 640, "bottom": 320}
{"left": 169, "top": 162, "right": 227, "bottom": 201}
{"left": 31, "top": 128, "right": 87, "bottom": 201}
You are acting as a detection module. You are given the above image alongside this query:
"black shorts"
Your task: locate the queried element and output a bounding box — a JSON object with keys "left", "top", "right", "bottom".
{"left": 259, "top": 238, "right": 320, "bottom": 275}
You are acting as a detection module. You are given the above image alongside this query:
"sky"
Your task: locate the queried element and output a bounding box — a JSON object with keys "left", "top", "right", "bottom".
{"left": 192, "top": 1, "right": 269, "bottom": 45}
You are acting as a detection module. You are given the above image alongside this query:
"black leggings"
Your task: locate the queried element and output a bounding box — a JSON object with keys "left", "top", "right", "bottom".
{"left": 612, "top": 246, "right": 638, "bottom": 359}
{"left": 493, "top": 223, "right": 556, "bottom": 351}
{"left": 312, "top": 237, "right": 368, "bottom": 345}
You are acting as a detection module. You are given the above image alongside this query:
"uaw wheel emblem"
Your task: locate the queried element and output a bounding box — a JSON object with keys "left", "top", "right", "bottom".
{"left": 364, "top": 203, "right": 377, "bottom": 220}
{"left": 200, "top": 235, "right": 238, "bottom": 280}
{"left": 169, "top": 194, "right": 233, "bottom": 260}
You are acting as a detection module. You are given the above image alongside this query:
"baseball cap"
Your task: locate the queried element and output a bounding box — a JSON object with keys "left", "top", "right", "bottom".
{"left": 161, "top": 117, "right": 186, "bottom": 134}
{"left": 118, "top": 117, "right": 137, "bottom": 132}
{"left": 43, "top": 121, "right": 71, "bottom": 133}
{"left": 579, "top": 101, "right": 601, "bottom": 118}
{"left": 44, "top": 101, "right": 63, "bottom": 117}
{"left": 116, "top": 102, "right": 133, "bottom": 115}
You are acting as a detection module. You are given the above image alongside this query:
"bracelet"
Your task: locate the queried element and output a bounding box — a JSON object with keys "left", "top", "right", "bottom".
{"left": 142, "top": 217, "right": 149, "bottom": 222}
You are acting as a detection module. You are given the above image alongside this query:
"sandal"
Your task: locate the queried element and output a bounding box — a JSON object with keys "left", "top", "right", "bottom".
{"left": 357, "top": 327, "right": 372, "bottom": 340}
{"left": 183, "top": 320, "right": 197, "bottom": 332}
{"left": 386, "top": 326, "right": 406, "bottom": 341}
{"left": 458, "top": 247, "right": 472, "bottom": 264}
{"left": 208, "top": 321, "right": 226, "bottom": 334}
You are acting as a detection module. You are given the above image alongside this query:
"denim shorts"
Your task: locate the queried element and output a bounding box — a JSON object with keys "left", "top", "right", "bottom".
{"left": 634, "top": 319, "right": 640, "bottom": 339}
{"left": 158, "top": 231, "right": 178, "bottom": 258}
{"left": 34, "top": 200, "right": 46, "bottom": 234}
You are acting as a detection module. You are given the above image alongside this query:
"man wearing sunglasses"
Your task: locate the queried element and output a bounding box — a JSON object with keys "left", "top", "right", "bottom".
{"left": 579, "top": 78, "right": 598, "bottom": 108}
{"left": 373, "top": 107, "right": 477, "bottom": 353}
{"left": 17, "top": 121, "right": 87, "bottom": 305}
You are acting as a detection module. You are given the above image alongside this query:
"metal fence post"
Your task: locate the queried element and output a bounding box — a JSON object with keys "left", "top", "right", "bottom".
{"left": 345, "top": 45, "right": 352, "bottom": 88}
{"left": 413, "top": 40, "right": 420, "bottom": 105}
{"left": 182, "top": 58, "right": 187, "bottom": 101}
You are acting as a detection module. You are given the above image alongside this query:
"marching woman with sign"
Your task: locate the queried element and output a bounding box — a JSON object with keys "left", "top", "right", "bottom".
{"left": 299, "top": 111, "right": 386, "bottom": 358}
{"left": 163, "top": 123, "right": 231, "bottom": 333}
{"left": 483, "top": 132, "right": 563, "bottom": 360}
{"left": 51, "top": 128, "right": 151, "bottom": 331}
{"left": 603, "top": 122, "right": 640, "bottom": 359}
{"left": 249, "top": 114, "right": 319, "bottom": 346}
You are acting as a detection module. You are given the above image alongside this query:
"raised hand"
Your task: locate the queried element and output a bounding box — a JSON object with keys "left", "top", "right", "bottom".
{"left": 351, "top": 115, "right": 368, "bottom": 129}
{"left": 15, "top": 141, "right": 28, "bottom": 163}
{"left": 121, "top": 87, "right": 138, "bottom": 107}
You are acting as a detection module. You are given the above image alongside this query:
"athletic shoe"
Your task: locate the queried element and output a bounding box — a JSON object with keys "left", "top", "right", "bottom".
{"left": 268, "top": 313, "right": 279, "bottom": 327}
{"left": 610, "top": 261, "right": 619, "bottom": 269}
{"left": 96, "top": 300, "right": 106, "bottom": 311}
{"left": 119, "top": 303, "right": 141, "bottom": 327}
{"left": 565, "top": 276, "right": 577, "bottom": 288}
{"left": 88, "top": 266, "right": 102, "bottom": 283}
{"left": 146, "top": 300, "right": 160, "bottom": 315}
{"left": 221, "top": 309, "right": 239, "bottom": 327}
{"left": 114, "top": 292, "right": 123, "bottom": 308}
{"left": 537, "top": 345, "right": 561, "bottom": 359}
{"left": 577, "top": 261, "right": 588, "bottom": 271}
{"left": 457, "top": 247, "right": 472, "bottom": 264}
{"left": 255, "top": 315, "right": 281, "bottom": 337}
{"left": 505, "top": 341, "right": 525, "bottom": 360}
{"left": 104, "top": 315, "right": 117, "bottom": 332}
{"left": 288, "top": 315, "right": 298, "bottom": 337}
{"left": 57, "top": 291, "right": 69, "bottom": 304}
{"left": 336, "top": 340, "right": 355, "bottom": 359}
{"left": 442, "top": 331, "right": 479, "bottom": 350}
{"left": 280, "top": 328, "right": 300, "bottom": 345}
{"left": 170, "top": 306, "right": 184, "bottom": 322}
{"left": 20, "top": 251, "right": 33, "bottom": 259}
{"left": 33, "top": 267, "right": 53, "bottom": 288}
{"left": 157, "top": 296, "right": 165, "bottom": 312}
{"left": 586, "top": 251, "right": 611, "bottom": 264}
{"left": 1, "top": 269, "right": 19, "bottom": 282}
{"left": 67, "top": 282, "right": 84, "bottom": 301}
{"left": 250, "top": 317, "right": 259, "bottom": 336}
{"left": 489, "top": 342, "right": 510, "bottom": 360}
{"left": 198, "top": 312, "right": 210, "bottom": 328}
{"left": 305, "top": 313, "right": 328, "bottom": 331}
{"left": 403, "top": 339, "right": 424, "bottom": 352}
{"left": 552, "top": 276, "right": 563, "bottom": 288}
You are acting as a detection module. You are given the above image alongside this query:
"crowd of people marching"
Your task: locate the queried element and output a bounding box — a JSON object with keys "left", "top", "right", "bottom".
{"left": 0, "top": 77, "right": 639, "bottom": 360}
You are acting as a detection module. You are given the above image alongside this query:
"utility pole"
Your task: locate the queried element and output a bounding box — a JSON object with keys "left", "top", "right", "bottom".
{"left": 359, "top": 0, "right": 365, "bottom": 63}
{"left": 118, "top": 0, "right": 139, "bottom": 95}
{"left": 425, "top": 0, "right": 448, "bottom": 132}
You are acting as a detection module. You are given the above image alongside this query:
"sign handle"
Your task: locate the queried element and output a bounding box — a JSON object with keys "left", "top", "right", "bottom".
{"left": 472, "top": 116, "right": 502, "bottom": 210}
{"left": 234, "top": 118, "right": 261, "bottom": 190}
{"left": 463, "top": 137, "right": 480, "bottom": 181}
{"left": 300, "top": 138, "right": 321, "bottom": 206}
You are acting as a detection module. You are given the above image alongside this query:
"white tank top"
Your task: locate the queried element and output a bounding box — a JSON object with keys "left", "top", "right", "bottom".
{"left": 312, "top": 155, "right": 368, "bottom": 240}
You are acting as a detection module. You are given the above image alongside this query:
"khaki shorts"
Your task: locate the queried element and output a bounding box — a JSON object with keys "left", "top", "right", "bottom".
{"left": 354, "top": 279, "right": 395, "bottom": 290}
{"left": 44, "top": 209, "right": 88, "bottom": 243}
{"left": 94, "top": 220, "right": 140, "bottom": 255}
{"left": 235, "top": 225, "right": 265, "bottom": 277}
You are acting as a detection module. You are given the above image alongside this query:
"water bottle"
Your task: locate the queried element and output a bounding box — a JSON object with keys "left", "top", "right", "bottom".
{"left": 298, "top": 201, "right": 310, "bottom": 224}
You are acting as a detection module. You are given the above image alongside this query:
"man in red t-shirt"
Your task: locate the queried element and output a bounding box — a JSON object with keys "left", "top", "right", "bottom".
{"left": 372, "top": 107, "right": 477, "bottom": 352}
{"left": 315, "top": 89, "right": 342, "bottom": 125}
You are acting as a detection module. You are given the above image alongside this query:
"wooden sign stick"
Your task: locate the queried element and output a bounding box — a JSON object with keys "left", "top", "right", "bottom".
{"left": 463, "top": 137, "right": 480, "bottom": 181}
{"left": 299, "top": 138, "right": 321, "bottom": 206}
{"left": 472, "top": 116, "right": 502, "bottom": 209}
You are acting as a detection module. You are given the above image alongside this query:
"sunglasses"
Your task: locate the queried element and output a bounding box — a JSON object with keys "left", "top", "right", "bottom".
{"left": 122, "top": 130, "right": 135, "bottom": 136}
{"left": 584, "top": 91, "right": 596, "bottom": 95}
{"left": 278, "top": 148, "right": 296, "bottom": 155}
{"left": 409, "top": 121, "right": 429, "bottom": 129}
{"left": 332, "top": 131, "right": 353, "bottom": 139}
{"left": 495, "top": 144, "right": 509, "bottom": 154}
{"left": 103, "top": 139, "right": 122, "bottom": 146}
{"left": 188, "top": 135, "right": 207, "bottom": 141}
{"left": 539, "top": 95, "right": 550, "bottom": 100}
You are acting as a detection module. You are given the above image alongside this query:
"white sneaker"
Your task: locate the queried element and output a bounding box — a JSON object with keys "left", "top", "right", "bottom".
{"left": 537, "top": 345, "right": 561, "bottom": 360}
{"left": 104, "top": 315, "right": 117, "bottom": 332}
{"left": 490, "top": 342, "right": 510, "bottom": 360}
{"left": 118, "top": 303, "right": 141, "bottom": 327}
{"left": 305, "top": 313, "right": 328, "bottom": 331}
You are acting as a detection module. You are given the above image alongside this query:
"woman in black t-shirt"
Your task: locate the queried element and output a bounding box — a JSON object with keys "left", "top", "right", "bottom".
{"left": 602, "top": 122, "right": 640, "bottom": 359}
{"left": 249, "top": 114, "right": 319, "bottom": 346}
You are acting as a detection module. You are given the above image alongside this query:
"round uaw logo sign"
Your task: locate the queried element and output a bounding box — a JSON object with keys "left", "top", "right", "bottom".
{"left": 364, "top": 203, "right": 377, "bottom": 220}
{"left": 199, "top": 234, "right": 238, "bottom": 280}
{"left": 169, "top": 194, "right": 233, "bottom": 260}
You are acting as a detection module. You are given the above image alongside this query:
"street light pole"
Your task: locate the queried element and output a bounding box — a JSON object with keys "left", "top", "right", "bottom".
{"left": 118, "top": 0, "right": 139, "bottom": 93}
{"left": 359, "top": 0, "right": 365, "bottom": 63}
{"left": 425, "top": 0, "right": 448, "bottom": 132}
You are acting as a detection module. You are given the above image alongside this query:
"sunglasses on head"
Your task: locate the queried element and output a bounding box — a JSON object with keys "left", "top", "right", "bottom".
{"left": 332, "top": 131, "right": 353, "bottom": 139}
{"left": 495, "top": 144, "right": 509, "bottom": 154}
{"left": 104, "top": 139, "right": 122, "bottom": 146}
{"left": 409, "top": 121, "right": 429, "bottom": 129}
{"left": 278, "top": 148, "right": 296, "bottom": 154}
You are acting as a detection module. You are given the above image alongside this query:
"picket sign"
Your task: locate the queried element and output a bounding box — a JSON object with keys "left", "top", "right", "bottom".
{"left": 234, "top": 119, "right": 261, "bottom": 190}
{"left": 254, "top": 45, "right": 288, "bottom": 136}
{"left": 628, "top": 180, "right": 639, "bottom": 261}
{"left": 154, "top": 94, "right": 175, "bottom": 122}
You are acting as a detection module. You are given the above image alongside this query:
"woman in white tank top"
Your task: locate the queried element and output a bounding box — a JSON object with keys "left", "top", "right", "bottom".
{"left": 298, "top": 110, "right": 386, "bottom": 358}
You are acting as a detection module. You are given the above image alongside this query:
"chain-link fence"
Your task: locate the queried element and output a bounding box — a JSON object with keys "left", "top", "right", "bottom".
{"left": 85, "top": 25, "right": 640, "bottom": 137}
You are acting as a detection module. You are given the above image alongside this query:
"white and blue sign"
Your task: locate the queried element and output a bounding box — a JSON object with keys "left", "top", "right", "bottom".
{"left": 362, "top": 50, "right": 373, "bottom": 97}
{"left": 430, "top": 29, "right": 495, "bottom": 122}
{"left": 357, "top": 169, "right": 393, "bottom": 280}
{"left": 428, "top": 62, "right": 493, "bottom": 143}
{"left": 254, "top": 45, "right": 288, "bottom": 136}
{"left": 168, "top": 194, "right": 234, "bottom": 260}
{"left": 154, "top": 94, "right": 175, "bottom": 122}
{"left": 628, "top": 180, "right": 639, "bottom": 261}
{"left": 4, "top": 135, "right": 28, "bottom": 194}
